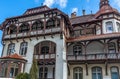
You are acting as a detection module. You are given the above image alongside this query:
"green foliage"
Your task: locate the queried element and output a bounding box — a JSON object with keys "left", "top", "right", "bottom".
{"left": 29, "top": 57, "right": 38, "bottom": 79}
{"left": 15, "top": 73, "right": 30, "bottom": 79}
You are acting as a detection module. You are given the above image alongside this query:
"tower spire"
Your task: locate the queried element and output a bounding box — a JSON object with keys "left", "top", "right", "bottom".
{"left": 100, "top": 0, "right": 109, "bottom": 8}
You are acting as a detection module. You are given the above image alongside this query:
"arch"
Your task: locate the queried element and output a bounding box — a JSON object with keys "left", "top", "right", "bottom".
{"left": 19, "top": 23, "right": 30, "bottom": 33}
{"left": 73, "top": 67, "right": 83, "bottom": 79}
{"left": 34, "top": 41, "right": 56, "bottom": 55}
{"left": 46, "top": 18, "right": 60, "bottom": 29}
{"left": 32, "top": 20, "right": 44, "bottom": 30}
{"left": 86, "top": 41, "right": 104, "bottom": 54}
{"left": 7, "top": 24, "right": 17, "bottom": 34}
{"left": 92, "top": 67, "right": 102, "bottom": 79}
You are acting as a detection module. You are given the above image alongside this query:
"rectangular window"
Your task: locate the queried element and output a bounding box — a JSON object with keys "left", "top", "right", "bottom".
{"left": 7, "top": 43, "right": 15, "bottom": 55}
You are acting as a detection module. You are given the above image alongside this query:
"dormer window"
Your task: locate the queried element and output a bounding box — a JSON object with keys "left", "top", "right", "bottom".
{"left": 106, "top": 21, "right": 113, "bottom": 33}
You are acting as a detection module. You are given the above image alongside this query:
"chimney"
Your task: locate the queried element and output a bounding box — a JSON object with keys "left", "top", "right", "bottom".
{"left": 82, "top": 9, "right": 86, "bottom": 15}
{"left": 71, "top": 12, "right": 77, "bottom": 18}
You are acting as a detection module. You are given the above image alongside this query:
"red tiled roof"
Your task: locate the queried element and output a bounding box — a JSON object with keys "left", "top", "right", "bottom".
{"left": 67, "top": 33, "right": 120, "bottom": 42}
{"left": 0, "top": 53, "right": 26, "bottom": 61}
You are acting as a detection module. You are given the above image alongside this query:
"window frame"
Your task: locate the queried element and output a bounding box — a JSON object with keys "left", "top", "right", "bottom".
{"left": 108, "top": 42, "right": 116, "bottom": 53}
{"left": 7, "top": 43, "right": 15, "bottom": 55}
{"left": 32, "top": 20, "right": 43, "bottom": 30}
{"left": 111, "top": 66, "right": 119, "bottom": 79}
{"left": 19, "top": 23, "right": 30, "bottom": 33}
{"left": 92, "top": 67, "right": 102, "bottom": 79}
{"left": 73, "top": 67, "right": 83, "bottom": 79}
{"left": 106, "top": 21, "right": 114, "bottom": 33}
{"left": 39, "top": 67, "right": 48, "bottom": 79}
{"left": 19, "top": 42, "right": 28, "bottom": 56}
{"left": 73, "top": 45, "right": 82, "bottom": 55}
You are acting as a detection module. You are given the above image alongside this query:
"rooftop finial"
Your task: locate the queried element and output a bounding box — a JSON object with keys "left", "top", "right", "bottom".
{"left": 100, "top": 0, "right": 109, "bottom": 8}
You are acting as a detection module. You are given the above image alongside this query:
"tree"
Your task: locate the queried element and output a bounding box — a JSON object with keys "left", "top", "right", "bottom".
{"left": 15, "top": 73, "right": 30, "bottom": 79}
{"left": 29, "top": 56, "right": 38, "bottom": 79}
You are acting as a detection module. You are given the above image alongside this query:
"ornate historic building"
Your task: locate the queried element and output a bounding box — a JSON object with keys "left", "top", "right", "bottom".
{"left": 0, "top": 0, "right": 120, "bottom": 79}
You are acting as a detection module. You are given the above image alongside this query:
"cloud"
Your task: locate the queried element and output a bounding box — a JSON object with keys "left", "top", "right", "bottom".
{"left": 59, "top": 0, "right": 67, "bottom": 8}
{"left": 113, "top": 0, "right": 120, "bottom": 8}
{"left": 43, "top": 0, "right": 56, "bottom": 7}
{"left": 72, "top": 8, "right": 78, "bottom": 13}
{"left": 43, "top": 0, "right": 67, "bottom": 8}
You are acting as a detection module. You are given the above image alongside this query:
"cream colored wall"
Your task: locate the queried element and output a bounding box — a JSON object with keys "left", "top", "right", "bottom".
{"left": 68, "top": 63, "right": 120, "bottom": 79}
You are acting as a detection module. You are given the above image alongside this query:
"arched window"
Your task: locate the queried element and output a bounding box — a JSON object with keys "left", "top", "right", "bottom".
{"left": 41, "top": 46, "right": 49, "bottom": 54}
{"left": 73, "top": 45, "right": 82, "bottom": 55}
{"left": 46, "top": 18, "right": 60, "bottom": 29}
{"left": 116, "top": 22, "right": 120, "bottom": 32}
{"left": 106, "top": 21, "right": 113, "bottom": 33}
{"left": 111, "top": 67, "right": 119, "bottom": 79}
{"left": 7, "top": 43, "right": 15, "bottom": 55}
{"left": 19, "top": 23, "right": 29, "bottom": 33}
{"left": 7, "top": 24, "right": 17, "bottom": 34}
{"left": 32, "top": 20, "right": 43, "bottom": 30}
{"left": 19, "top": 42, "right": 28, "bottom": 56}
{"left": 39, "top": 67, "right": 48, "bottom": 78}
{"left": 92, "top": 67, "right": 102, "bottom": 79}
{"left": 9, "top": 63, "right": 19, "bottom": 77}
{"left": 73, "top": 67, "right": 83, "bottom": 79}
{"left": 108, "top": 42, "right": 116, "bottom": 53}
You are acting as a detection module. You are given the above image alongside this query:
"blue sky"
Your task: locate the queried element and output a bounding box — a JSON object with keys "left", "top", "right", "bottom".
{"left": 0, "top": 0, "right": 120, "bottom": 56}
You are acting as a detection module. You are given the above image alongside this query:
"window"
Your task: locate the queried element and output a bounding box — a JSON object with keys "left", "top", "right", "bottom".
{"left": 9, "top": 63, "right": 19, "bottom": 77}
{"left": 39, "top": 67, "right": 48, "bottom": 79}
{"left": 32, "top": 21, "right": 43, "bottom": 30}
{"left": 106, "top": 21, "right": 113, "bottom": 33}
{"left": 73, "top": 45, "right": 82, "bottom": 55}
{"left": 19, "top": 42, "right": 28, "bottom": 56}
{"left": 73, "top": 67, "right": 83, "bottom": 79}
{"left": 111, "top": 67, "right": 119, "bottom": 79}
{"left": 41, "top": 46, "right": 49, "bottom": 54}
{"left": 92, "top": 67, "right": 102, "bottom": 79}
{"left": 116, "top": 22, "right": 120, "bottom": 32}
{"left": 108, "top": 42, "right": 116, "bottom": 53}
{"left": 7, "top": 43, "right": 15, "bottom": 55}
{"left": 19, "top": 23, "right": 29, "bottom": 33}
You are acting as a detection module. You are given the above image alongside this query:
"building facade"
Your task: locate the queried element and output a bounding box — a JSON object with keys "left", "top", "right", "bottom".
{"left": 0, "top": 0, "right": 120, "bottom": 79}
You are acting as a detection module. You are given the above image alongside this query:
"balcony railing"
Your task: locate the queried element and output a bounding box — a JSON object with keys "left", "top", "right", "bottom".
{"left": 67, "top": 53, "right": 120, "bottom": 61}
{"left": 4, "top": 27, "right": 61, "bottom": 39}
{"left": 34, "top": 53, "right": 56, "bottom": 59}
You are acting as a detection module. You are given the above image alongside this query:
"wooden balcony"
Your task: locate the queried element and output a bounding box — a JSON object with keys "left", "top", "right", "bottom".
{"left": 67, "top": 53, "right": 120, "bottom": 64}
{"left": 3, "top": 27, "right": 61, "bottom": 40}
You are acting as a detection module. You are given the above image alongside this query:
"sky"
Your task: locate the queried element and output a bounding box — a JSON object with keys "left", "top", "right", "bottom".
{"left": 0, "top": 0, "right": 120, "bottom": 56}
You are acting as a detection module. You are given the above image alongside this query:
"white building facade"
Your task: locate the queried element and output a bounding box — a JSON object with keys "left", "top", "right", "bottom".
{"left": 0, "top": 0, "right": 120, "bottom": 79}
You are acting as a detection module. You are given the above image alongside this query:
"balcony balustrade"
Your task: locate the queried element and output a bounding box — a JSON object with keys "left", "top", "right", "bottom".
{"left": 67, "top": 53, "right": 120, "bottom": 61}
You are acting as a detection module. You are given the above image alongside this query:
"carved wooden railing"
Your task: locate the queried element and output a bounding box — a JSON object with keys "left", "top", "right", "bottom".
{"left": 67, "top": 53, "right": 120, "bottom": 61}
